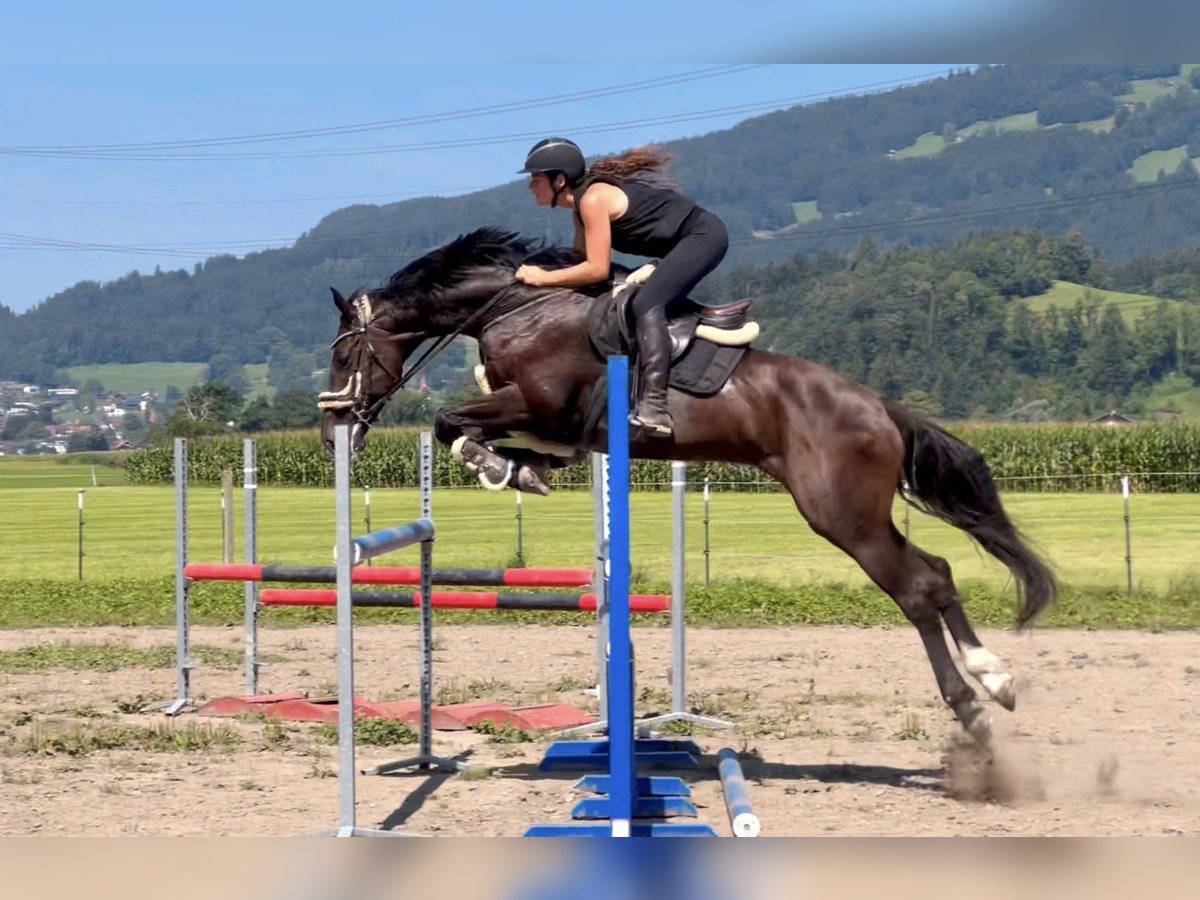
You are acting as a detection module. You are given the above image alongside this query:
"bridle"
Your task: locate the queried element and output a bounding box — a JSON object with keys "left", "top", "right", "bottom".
{"left": 316, "top": 283, "right": 514, "bottom": 428}
{"left": 316, "top": 294, "right": 406, "bottom": 428}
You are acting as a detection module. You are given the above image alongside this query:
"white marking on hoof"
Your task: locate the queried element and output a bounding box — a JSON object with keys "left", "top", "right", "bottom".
{"left": 450, "top": 435, "right": 468, "bottom": 461}
{"left": 963, "top": 646, "right": 1017, "bottom": 710}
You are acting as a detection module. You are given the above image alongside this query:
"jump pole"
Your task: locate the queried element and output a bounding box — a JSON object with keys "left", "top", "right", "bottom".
{"left": 318, "top": 427, "right": 458, "bottom": 839}
{"left": 166, "top": 437, "right": 191, "bottom": 716}
{"left": 525, "top": 355, "right": 716, "bottom": 837}
{"left": 257, "top": 589, "right": 669, "bottom": 613}
{"left": 243, "top": 438, "right": 259, "bottom": 696}
{"left": 638, "top": 461, "right": 733, "bottom": 735}
{"left": 359, "top": 432, "right": 466, "bottom": 779}
{"left": 716, "top": 748, "right": 761, "bottom": 837}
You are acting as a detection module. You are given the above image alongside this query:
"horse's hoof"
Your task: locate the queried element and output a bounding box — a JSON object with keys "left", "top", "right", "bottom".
{"left": 514, "top": 465, "right": 551, "bottom": 496}
{"left": 984, "top": 673, "right": 1017, "bottom": 712}
{"left": 450, "top": 435, "right": 469, "bottom": 461}
{"left": 964, "top": 708, "right": 994, "bottom": 748}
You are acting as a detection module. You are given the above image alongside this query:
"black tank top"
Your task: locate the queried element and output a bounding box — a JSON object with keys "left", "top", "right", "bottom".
{"left": 574, "top": 175, "right": 697, "bottom": 258}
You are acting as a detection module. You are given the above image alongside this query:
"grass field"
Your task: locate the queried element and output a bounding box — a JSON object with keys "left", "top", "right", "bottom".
{"left": 1118, "top": 77, "right": 1183, "bottom": 107}
{"left": 1023, "top": 279, "right": 1172, "bottom": 325}
{"left": 1128, "top": 145, "right": 1198, "bottom": 184}
{"left": 892, "top": 132, "right": 945, "bottom": 159}
{"left": 55, "top": 361, "right": 274, "bottom": 398}
{"left": 0, "top": 456, "right": 128, "bottom": 488}
{"left": 956, "top": 111, "right": 1039, "bottom": 139}
{"left": 58, "top": 362, "right": 208, "bottom": 396}
{"left": 1, "top": 475, "right": 1197, "bottom": 597}
{"left": 790, "top": 200, "right": 821, "bottom": 225}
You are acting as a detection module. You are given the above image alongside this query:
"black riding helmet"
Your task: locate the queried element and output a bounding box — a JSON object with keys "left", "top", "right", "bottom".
{"left": 518, "top": 138, "right": 586, "bottom": 207}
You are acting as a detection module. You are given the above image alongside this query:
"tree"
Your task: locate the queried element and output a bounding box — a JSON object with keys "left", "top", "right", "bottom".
{"left": 68, "top": 428, "right": 109, "bottom": 452}
{"left": 206, "top": 353, "right": 249, "bottom": 396}
{"left": 1082, "top": 304, "right": 1134, "bottom": 399}
{"left": 171, "top": 382, "right": 243, "bottom": 427}
{"left": 267, "top": 344, "right": 318, "bottom": 396}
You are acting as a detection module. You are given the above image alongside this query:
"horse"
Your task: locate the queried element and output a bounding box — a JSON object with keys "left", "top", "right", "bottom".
{"left": 317, "top": 226, "right": 1056, "bottom": 747}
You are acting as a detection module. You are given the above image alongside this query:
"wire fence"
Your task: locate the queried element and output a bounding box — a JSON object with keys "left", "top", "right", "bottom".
{"left": 24, "top": 467, "right": 1200, "bottom": 598}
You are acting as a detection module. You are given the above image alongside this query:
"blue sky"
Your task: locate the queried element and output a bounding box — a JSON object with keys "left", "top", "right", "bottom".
{"left": 1, "top": 0, "right": 1063, "bottom": 315}
{"left": 3, "top": 63, "right": 975, "bottom": 313}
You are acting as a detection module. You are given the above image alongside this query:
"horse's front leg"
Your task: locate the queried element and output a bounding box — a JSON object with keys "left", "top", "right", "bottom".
{"left": 434, "top": 385, "right": 552, "bottom": 494}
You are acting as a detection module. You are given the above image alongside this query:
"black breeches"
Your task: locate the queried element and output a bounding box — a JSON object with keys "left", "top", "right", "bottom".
{"left": 629, "top": 209, "right": 729, "bottom": 317}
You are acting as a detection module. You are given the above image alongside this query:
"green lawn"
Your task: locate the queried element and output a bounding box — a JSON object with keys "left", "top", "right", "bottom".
{"left": 1, "top": 479, "right": 1196, "bottom": 597}
{"left": 58, "top": 362, "right": 207, "bottom": 396}
{"left": 1118, "top": 77, "right": 1182, "bottom": 106}
{"left": 956, "top": 111, "right": 1039, "bottom": 138}
{"left": 55, "top": 360, "right": 272, "bottom": 398}
{"left": 1128, "top": 145, "right": 1198, "bottom": 184}
{"left": 891, "top": 132, "right": 945, "bottom": 159}
{"left": 0, "top": 455, "right": 128, "bottom": 488}
{"left": 790, "top": 200, "right": 821, "bottom": 225}
{"left": 1023, "top": 280, "right": 1173, "bottom": 325}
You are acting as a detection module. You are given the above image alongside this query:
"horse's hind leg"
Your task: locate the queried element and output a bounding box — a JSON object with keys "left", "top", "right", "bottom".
{"left": 911, "top": 546, "right": 1017, "bottom": 712}
{"left": 776, "top": 464, "right": 998, "bottom": 744}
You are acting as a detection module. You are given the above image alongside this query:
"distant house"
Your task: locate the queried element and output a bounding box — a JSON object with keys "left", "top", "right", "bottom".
{"left": 1090, "top": 410, "right": 1135, "bottom": 427}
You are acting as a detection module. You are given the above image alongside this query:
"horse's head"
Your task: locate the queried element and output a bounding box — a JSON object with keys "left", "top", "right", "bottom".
{"left": 318, "top": 287, "right": 422, "bottom": 459}
{"left": 318, "top": 228, "right": 544, "bottom": 460}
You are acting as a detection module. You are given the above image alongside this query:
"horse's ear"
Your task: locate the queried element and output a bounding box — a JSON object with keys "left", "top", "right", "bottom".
{"left": 331, "top": 287, "right": 353, "bottom": 320}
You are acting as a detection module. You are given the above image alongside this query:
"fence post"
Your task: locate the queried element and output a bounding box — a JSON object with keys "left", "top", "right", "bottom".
{"left": 221, "top": 470, "right": 234, "bottom": 563}
{"left": 243, "top": 439, "right": 259, "bottom": 696}
{"left": 516, "top": 490, "right": 526, "bottom": 567}
{"left": 703, "top": 476, "right": 711, "bottom": 586}
{"left": 1122, "top": 474, "right": 1133, "bottom": 596}
{"left": 77, "top": 489, "right": 85, "bottom": 581}
{"left": 363, "top": 487, "right": 372, "bottom": 568}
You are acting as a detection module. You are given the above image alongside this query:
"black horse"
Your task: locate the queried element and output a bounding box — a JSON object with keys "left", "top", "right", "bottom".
{"left": 318, "top": 227, "right": 1056, "bottom": 746}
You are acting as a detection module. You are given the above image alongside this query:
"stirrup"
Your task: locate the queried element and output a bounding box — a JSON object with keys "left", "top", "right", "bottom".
{"left": 630, "top": 409, "right": 673, "bottom": 436}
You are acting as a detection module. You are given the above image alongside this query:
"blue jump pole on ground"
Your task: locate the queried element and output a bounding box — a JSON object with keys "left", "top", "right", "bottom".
{"left": 524, "top": 355, "right": 715, "bottom": 838}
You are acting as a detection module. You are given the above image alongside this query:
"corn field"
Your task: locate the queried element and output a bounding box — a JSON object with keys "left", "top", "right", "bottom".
{"left": 123, "top": 422, "right": 1200, "bottom": 493}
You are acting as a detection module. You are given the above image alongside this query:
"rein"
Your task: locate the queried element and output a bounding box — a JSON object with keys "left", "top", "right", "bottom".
{"left": 317, "top": 285, "right": 514, "bottom": 426}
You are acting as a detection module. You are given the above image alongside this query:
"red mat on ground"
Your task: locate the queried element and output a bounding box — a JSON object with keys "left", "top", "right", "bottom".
{"left": 196, "top": 693, "right": 595, "bottom": 732}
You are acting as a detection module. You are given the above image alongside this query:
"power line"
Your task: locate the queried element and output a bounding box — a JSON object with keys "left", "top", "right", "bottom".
{"left": 3, "top": 69, "right": 957, "bottom": 162}
{"left": 7, "top": 176, "right": 1198, "bottom": 263}
{"left": 0, "top": 66, "right": 763, "bottom": 153}
{"left": 6, "top": 174, "right": 1200, "bottom": 353}
{"left": 0, "top": 184, "right": 498, "bottom": 207}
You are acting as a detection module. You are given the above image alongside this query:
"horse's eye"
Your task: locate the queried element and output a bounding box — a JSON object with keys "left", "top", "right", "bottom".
{"left": 334, "top": 353, "right": 351, "bottom": 368}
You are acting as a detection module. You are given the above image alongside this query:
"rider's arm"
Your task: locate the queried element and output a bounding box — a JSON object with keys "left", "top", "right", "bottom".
{"left": 532, "top": 189, "right": 613, "bottom": 287}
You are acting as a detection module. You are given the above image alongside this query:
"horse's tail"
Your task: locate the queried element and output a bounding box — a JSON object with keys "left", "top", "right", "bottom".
{"left": 884, "top": 400, "right": 1057, "bottom": 630}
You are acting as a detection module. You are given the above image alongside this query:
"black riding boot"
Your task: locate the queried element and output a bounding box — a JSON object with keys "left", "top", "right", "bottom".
{"left": 631, "top": 305, "right": 674, "bottom": 437}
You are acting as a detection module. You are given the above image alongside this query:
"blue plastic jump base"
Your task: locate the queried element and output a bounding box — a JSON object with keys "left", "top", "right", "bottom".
{"left": 524, "top": 356, "right": 716, "bottom": 839}
{"left": 536, "top": 738, "right": 702, "bottom": 772}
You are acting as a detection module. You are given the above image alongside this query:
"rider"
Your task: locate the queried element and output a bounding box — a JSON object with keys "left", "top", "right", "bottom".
{"left": 514, "top": 137, "right": 729, "bottom": 437}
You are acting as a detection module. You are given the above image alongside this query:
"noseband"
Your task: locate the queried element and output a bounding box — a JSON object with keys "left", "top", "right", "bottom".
{"left": 316, "top": 294, "right": 404, "bottom": 427}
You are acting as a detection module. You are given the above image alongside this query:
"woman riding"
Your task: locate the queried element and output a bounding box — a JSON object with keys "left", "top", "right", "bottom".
{"left": 514, "top": 137, "right": 729, "bottom": 437}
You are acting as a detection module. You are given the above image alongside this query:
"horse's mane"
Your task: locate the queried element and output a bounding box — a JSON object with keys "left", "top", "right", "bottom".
{"left": 366, "top": 227, "right": 594, "bottom": 317}
{"left": 379, "top": 227, "right": 553, "bottom": 298}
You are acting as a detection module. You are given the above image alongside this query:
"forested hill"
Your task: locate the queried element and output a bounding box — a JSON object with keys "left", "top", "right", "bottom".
{"left": 5, "top": 63, "right": 1200, "bottom": 385}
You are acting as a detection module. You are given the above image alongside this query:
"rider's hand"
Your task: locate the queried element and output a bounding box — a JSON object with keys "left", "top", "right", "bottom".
{"left": 515, "top": 265, "right": 550, "bottom": 286}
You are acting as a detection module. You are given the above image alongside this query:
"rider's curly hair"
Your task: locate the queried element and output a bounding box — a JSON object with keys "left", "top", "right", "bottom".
{"left": 587, "top": 144, "right": 680, "bottom": 189}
